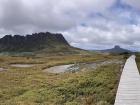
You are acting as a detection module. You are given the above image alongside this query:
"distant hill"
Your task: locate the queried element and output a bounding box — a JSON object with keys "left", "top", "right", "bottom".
{"left": 0, "top": 32, "right": 72, "bottom": 53}
{"left": 99, "top": 45, "right": 132, "bottom": 54}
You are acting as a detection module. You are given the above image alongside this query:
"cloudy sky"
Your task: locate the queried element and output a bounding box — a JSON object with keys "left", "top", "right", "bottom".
{"left": 0, "top": 0, "right": 140, "bottom": 50}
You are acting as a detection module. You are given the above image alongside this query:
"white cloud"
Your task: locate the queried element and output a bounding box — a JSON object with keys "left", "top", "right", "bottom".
{"left": 0, "top": 0, "right": 116, "bottom": 35}
{"left": 63, "top": 18, "right": 140, "bottom": 50}
{"left": 0, "top": 0, "right": 140, "bottom": 50}
{"left": 122, "top": 0, "right": 140, "bottom": 10}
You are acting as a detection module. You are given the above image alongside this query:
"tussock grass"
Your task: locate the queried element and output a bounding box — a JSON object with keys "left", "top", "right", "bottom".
{"left": 136, "top": 53, "right": 140, "bottom": 72}
{"left": 0, "top": 53, "right": 125, "bottom": 105}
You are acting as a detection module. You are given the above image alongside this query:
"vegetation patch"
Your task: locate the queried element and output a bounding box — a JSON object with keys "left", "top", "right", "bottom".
{"left": 0, "top": 54, "right": 125, "bottom": 105}
{"left": 135, "top": 53, "right": 140, "bottom": 72}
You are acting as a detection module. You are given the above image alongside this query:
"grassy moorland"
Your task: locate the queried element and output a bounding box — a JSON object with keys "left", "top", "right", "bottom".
{"left": 0, "top": 53, "right": 125, "bottom": 105}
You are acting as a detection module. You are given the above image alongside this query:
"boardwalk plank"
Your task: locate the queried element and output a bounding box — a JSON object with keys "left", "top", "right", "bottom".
{"left": 114, "top": 55, "right": 140, "bottom": 105}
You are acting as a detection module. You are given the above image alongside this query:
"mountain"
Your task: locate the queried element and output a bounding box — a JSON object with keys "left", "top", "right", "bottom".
{"left": 100, "top": 45, "right": 132, "bottom": 54}
{"left": 0, "top": 32, "right": 71, "bottom": 52}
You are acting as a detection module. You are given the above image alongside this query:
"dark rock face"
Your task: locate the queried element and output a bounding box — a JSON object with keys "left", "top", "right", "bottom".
{"left": 101, "top": 45, "right": 132, "bottom": 54}
{"left": 114, "top": 45, "right": 120, "bottom": 49}
{"left": 0, "top": 32, "right": 70, "bottom": 52}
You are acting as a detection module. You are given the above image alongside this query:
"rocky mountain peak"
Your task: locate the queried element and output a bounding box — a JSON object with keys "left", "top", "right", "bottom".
{"left": 114, "top": 45, "right": 120, "bottom": 49}
{"left": 0, "top": 32, "right": 70, "bottom": 52}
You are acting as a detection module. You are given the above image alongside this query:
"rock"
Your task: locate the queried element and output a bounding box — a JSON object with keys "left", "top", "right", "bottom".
{"left": 100, "top": 45, "right": 132, "bottom": 54}
{"left": 0, "top": 32, "right": 70, "bottom": 52}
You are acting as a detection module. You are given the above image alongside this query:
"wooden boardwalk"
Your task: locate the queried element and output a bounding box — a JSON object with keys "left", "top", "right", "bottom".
{"left": 114, "top": 55, "right": 140, "bottom": 105}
